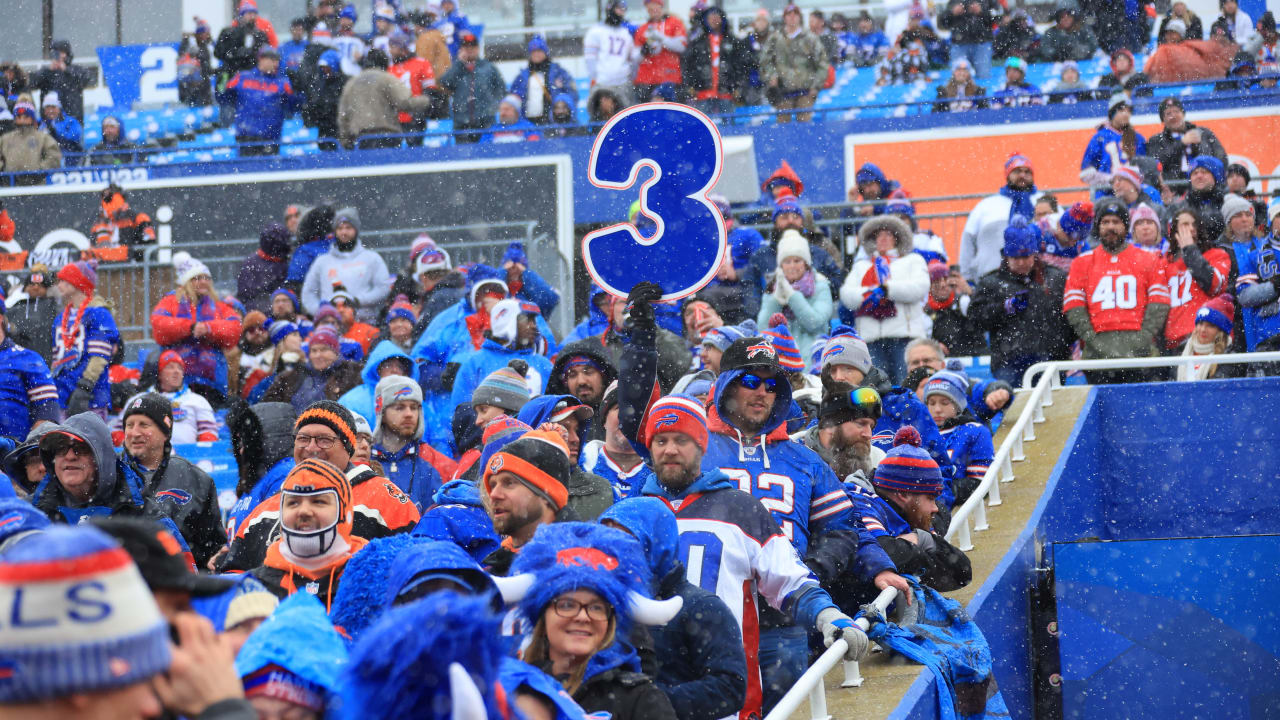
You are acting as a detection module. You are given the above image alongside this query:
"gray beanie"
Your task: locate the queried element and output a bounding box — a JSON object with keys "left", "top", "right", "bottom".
{"left": 372, "top": 375, "right": 424, "bottom": 442}
{"left": 821, "top": 334, "right": 873, "bottom": 374}
{"left": 1221, "top": 193, "right": 1254, "bottom": 224}
{"left": 471, "top": 360, "right": 532, "bottom": 413}
{"left": 334, "top": 207, "right": 361, "bottom": 233}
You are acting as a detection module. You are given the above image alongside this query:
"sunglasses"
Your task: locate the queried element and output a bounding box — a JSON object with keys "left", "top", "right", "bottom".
{"left": 737, "top": 373, "right": 780, "bottom": 393}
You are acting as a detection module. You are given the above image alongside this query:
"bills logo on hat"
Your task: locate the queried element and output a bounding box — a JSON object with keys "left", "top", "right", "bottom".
{"left": 557, "top": 547, "right": 619, "bottom": 571}
{"left": 0, "top": 512, "right": 24, "bottom": 531}
{"left": 392, "top": 386, "right": 414, "bottom": 401}
{"left": 745, "top": 340, "right": 775, "bottom": 359}
{"left": 654, "top": 413, "right": 679, "bottom": 429}
{"left": 375, "top": 395, "right": 383, "bottom": 415}
{"left": 154, "top": 489, "right": 192, "bottom": 506}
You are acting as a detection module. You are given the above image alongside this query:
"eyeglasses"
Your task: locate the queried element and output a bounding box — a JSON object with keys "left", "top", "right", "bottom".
{"left": 294, "top": 433, "right": 339, "bottom": 450}
{"left": 552, "top": 597, "right": 612, "bottom": 621}
{"left": 737, "top": 373, "right": 780, "bottom": 393}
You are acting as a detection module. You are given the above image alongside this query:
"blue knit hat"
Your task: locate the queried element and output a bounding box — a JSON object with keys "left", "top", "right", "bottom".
{"left": 1189, "top": 155, "right": 1225, "bottom": 185}
{"left": 1002, "top": 215, "right": 1040, "bottom": 258}
{"left": 1194, "top": 295, "right": 1234, "bottom": 335}
{"left": 0, "top": 525, "right": 171, "bottom": 703}
{"left": 922, "top": 369, "right": 969, "bottom": 411}
{"left": 272, "top": 287, "right": 300, "bottom": 313}
{"left": 268, "top": 319, "right": 299, "bottom": 345}
{"left": 702, "top": 320, "right": 757, "bottom": 353}
{"left": 0, "top": 498, "right": 50, "bottom": 553}
{"left": 773, "top": 197, "right": 803, "bottom": 221}
{"left": 872, "top": 428, "right": 943, "bottom": 495}
{"left": 527, "top": 35, "right": 550, "bottom": 56}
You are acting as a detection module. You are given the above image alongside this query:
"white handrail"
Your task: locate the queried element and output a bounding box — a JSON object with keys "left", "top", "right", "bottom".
{"left": 1021, "top": 351, "right": 1280, "bottom": 389}
{"left": 763, "top": 587, "right": 900, "bottom": 720}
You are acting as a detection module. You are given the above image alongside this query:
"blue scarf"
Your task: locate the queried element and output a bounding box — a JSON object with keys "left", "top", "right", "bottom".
{"left": 999, "top": 184, "right": 1038, "bottom": 223}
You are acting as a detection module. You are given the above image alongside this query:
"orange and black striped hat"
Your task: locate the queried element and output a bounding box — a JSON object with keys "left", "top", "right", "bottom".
{"left": 295, "top": 400, "right": 358, "bottom": 455}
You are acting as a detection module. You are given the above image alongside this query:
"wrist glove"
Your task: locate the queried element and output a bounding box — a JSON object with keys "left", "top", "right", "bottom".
{"left": 874, "top": 256, "right": 891, "bottom": 284}
{"left": 859, "top": 286, "right": 886, "bottom": 314}
{"left": 1004, "top": 290, "right": 1029, "bottom": 315}
{"left": 624, "top": 281, "right": 663, "bottom": 346}
{"left": 67, "top": 387, "right": 92, "bottom": 416}
{"left": 773, "top": 274, "right": 794, "bottom": 304}
{"left": 816, "top": 607, "right": 870, "bottom": 662}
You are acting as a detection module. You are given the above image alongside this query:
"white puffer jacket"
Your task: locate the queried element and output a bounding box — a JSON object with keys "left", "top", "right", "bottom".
{"left": 840, "top": 215, "right": 930, "bottom": 342}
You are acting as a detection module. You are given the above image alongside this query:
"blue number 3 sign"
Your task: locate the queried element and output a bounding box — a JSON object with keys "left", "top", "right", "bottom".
{"left": 582, "top": 103, "right": 728, "bottom": 301}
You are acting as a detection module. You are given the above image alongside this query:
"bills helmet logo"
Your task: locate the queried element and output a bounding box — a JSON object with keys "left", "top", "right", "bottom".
{"left": 745, "top": 340, "right": 776, "bottom": 359}
{"left": 654, "top": 413, "right": 679, "bottom": 429}
{"left": 556, "top": 546, "right": 619, "bottom": 571}
{"left": 392, "top": 386, "right": 414, "bottom": 401}
{"left": 155, "top": 489, "right": 192, "bottom": 505}
{"left": 488, "top": 455, "right": 504, "bottom": 473}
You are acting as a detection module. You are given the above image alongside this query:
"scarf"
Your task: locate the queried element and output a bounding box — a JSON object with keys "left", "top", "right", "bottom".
{"left": 1178, "top": 337, "right": 1220, "bottom": 381}
{"left": 792, "top": 268, "right": 816, "bottom": 297}
{"left": 465, "top": 308, "right": 492, "bottom": 349}
{"left": 999, "top": 184, "right": 1038, "bottom": 222}
{"left": 257, "top": 248, "right": 286, "bottom": 263}
{"left": 927, "top": 291, "right": 956, "bottom": 313}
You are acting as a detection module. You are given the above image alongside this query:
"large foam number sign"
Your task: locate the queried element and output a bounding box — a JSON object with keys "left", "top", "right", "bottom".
{"left": 582, "top": 102, "right": 728, "bottom": 301}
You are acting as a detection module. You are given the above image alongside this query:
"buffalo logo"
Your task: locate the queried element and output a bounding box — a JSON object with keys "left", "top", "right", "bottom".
{"left": 391, "top": 386, "right": 415, "bottom": 401}
{"left": 154, "top": 489, "right": 192, "bottom": 506}
{"left": 0, "top": 512, "right": 24, "bottom": 531}
{"left": 653, "top": 413, "right": 679, "bottom": 429}
{"left": 374, "top": 396, "right": 383, "bottom": 415}
{"left": 488, "top": 455, "right": 504, "bottom": 473}
{"left": 556, "top": 546, "right": 619, "bottom": 571}
{"left": 745, "top": 340, "right": 775, "bottom": 360}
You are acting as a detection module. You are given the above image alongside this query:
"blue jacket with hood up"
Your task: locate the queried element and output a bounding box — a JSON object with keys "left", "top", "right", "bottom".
{"left": 338, "top": 339, "right": 420, "bottom": 426}
{"left": 413, "top": 479, "right": 502, "bottom": 564}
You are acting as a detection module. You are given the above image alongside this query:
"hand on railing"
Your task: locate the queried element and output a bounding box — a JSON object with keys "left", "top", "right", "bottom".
{"left": 817, "top": 608, "right": 871, "bottom": 662}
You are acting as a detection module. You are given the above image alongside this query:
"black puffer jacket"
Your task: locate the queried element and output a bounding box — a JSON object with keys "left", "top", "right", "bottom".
{"left": 226, "top": 401, "right": 297, "bottom": 497}
{"left": 968, "top": 259, "right": 1073, "bottom": 371}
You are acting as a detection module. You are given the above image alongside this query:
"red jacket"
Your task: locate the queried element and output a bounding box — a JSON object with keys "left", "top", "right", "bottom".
{"left": 1162, "top": 247, "right": 1230, "bottom": 349}
{"left": 151, "top": 292, "right": 243, "bottom": 350}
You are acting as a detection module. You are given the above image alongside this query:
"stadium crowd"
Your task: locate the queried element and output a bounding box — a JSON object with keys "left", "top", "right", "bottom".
{"left": 1, "top": 0, "right": 1278, "bottom": 173}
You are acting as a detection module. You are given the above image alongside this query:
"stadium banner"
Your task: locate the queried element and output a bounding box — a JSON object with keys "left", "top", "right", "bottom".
{"left": 97, "top": 43, "right": 182, "bottom": 109}
{"left": 844, "top": 105, "right": 1280, "bottom": 259}
{"left": 0, "top": 155, "right": 577, "bottom": 335}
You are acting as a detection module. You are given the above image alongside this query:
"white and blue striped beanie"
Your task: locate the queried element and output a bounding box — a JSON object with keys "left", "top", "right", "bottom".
{"left": 0, "top": 525, "right": 170, "bottom": 703}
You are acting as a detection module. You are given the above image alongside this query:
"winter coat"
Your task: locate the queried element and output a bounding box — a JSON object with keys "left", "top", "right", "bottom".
{"left": 1159, "top": 12, "right": 1204, "bottom": 41}
{"left": 32, "top": 414, "right": 223, "bottom": 565}
{"left": 225, "top": 401, "right": 297, "bottom": 535}
{"left": 222, "top": 67, "right": 299, "bottom": 140}
{"left": 0, "top": 125, "right": 63, "bottom": 177}
{"left": 261, "top": 359, "right": 363, "bottom": 414}
{"left": 516, "top": 394, "right": 616, "bottom": 520}
{"left": 152, "top": 292, "right": 244, "bottom": 395}
{"left": 1038, "top": 24, "right": 1098, "bottom": 62}
{"left": 968, "top": 260, "right": 1073, "bottom": 371}
{"left": 411, "top": 271, "right": 467, "bottom": 335}
{"left": 841, "top": 216, "right": 930, "bottom": 342}
{"left": 593, "top": 328, "right": 690, "bottom": 395}
{"left": 371, "top": 439, "right": 444, "bottom": 512}
{"left": 40, "top": 113, "right": 83, "bottom": 153}
{"left": 926, "top": 294, "right": 988, "bottom": 357}
{"left": 743, "top": 235, "right": 842, "bottom": 326}
{"left": 1145, "top": 122, "right": 1228, "bottom": 182}
{"left": 761, "top": 29, "right": 828, "bottom": 93}
{"left": 237, "top": 226, "right": 292, "bottom": 314}
{"left": 338, "top": 340, "right": 420, "bottom": 426}
{"left": 122, "top": 449, "right": 227, "bottom": 568}
{"left": 940, "top": 1, "right": 996, "bottom": 45}
{"left": 439, "top": 58, "right": 507, "bottom": 129}
{"left": 214, "top": 23, "right": 272, "bottom": 77}
{"left": 300, "top": 240, "right": 393, "bottom": 323}
{"left": 545, "top": 337, "right": 619, "bottom": 408}
{"left": 286, "top": 235, "right": 332, "bottom": 287}
{"left": 845, "top": 478, "right": 971, "bottom": 592}
{"left": 566, "top": 643, "right": 678, "bottom": 720}
{"left": 933, "top": 80, "right": 987, "bottom": 112}
{"left": 413, "top": 478, "right": 501, "bottom": 563}
{"left": 29, "top": 65, "right": 94, "bottom": 121}
{"left": 684, "top": 24, "right": 745, "bottom": 98}
{"left": 7, "top": 295, "right": 59, "bottom": 366}
{"left": 51, "top": 296, "right": 119, "bottom": 409}
{"left": 510, "top": 62, "right": 578, "bottom": 122}
{"left": 0, "top": 336, "right": 60, "bottom": 442}
{"left": 300, "top": 68, "right": 345, "bottom": 140}
{"left": 758, "top": 272, "right": 833, "bottom": 355}
{"left": 959, "top": 189, "right": 1045, "bottom": 281}
{"left": 337, "top": 68, "right": 432, "bottom": 141}
{"left": 450, "top": 338, "right": 553, "bottom": 411}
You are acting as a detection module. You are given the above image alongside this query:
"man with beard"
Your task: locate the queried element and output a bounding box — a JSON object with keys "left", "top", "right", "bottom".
{"left": 301, "top": 209, "right": 391, "bottom": 322}
{"left": 845, "top": 427, "right": 971, "bottom": 592}
{"left": 960, "top": 152, "right": 1043, "bottom": 281}
{"left": 370, "top": 375, "right": 447, "bottom": 511}
{"left": 545, "top": 338, "right": 615, "bottom": 414}
{"left": 480, "top": 426, "right": 577, "bottom": 575}
{"left": 268, "top": 287, "right": 313, "bottom": 338}
{"left": 1064, "top": 198, "right": 1170, "bottom": 384}
{"left": 802, "top": 383, "right": 884, "bottom": 483}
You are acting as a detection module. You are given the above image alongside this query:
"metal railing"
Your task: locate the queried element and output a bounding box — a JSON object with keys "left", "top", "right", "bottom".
{"left": 763, "top": 586, "right": 901, "bottom": 720}
{"left": 775, "top": 353, "right": 1280, "bottom": 720}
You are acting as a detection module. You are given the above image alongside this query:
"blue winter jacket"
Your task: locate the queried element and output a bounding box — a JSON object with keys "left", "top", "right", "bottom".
{"left": 600, "top": 498, "right": 748, "bottom": 720}
{"left": 286, "top": 235, "right": 333, "bottom": 286}
{"left": 41, "top": 114, "right": 83, "bottom": 153}
{"left": 563, "top": 284, "right": 612, "bottom": 345}
{"left": 222, "top": 67, "right": 300, "bottom": 140}
{"left": 372, "top": 439, "right": 443, "bottom": 513}
{"left": 0, "top": 338, "right": 61, "bottom": 441}
{"left": 338, "top": 340, "right": 420, "bottom": 426}
{"left": 871, "top": 387, "right": 961, "bottom": 488}
{"left": 412, "top": 479, "right": 502, "bottom": 564}
{"left": 449, "top": 338, "right": 553, "bottom": 411}
{"left": 225, "top": 456, "right": 294, "bottom": 535}
{"left": 509, "top": 61, "right": 577, "bottom": 117}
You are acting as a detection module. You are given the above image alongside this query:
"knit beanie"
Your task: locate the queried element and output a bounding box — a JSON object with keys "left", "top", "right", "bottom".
{"left": 1059, "top": 201, "right": 1094, "bottom": 240}
{"left": 308, "top": 324, "right": 342, "bottom": 352}
{"left": 472, "top": 360, "right": 532, "bottom": 413}
{"left": 334, "top": 207, "right": 361, "bottom": 233}
{"left": 156, "top": 349, "right": 184, "bottom": 373}
{"left": 872, "top": 427, "right": 943, "bottom": 495}
{"left": 927, "top": 259, "right": 949, "bottom": 282}
{"left": 475, "top": 415, "right": 533, "bottom": 481}
{"left": 702, "top": 320, "right": 757, "bottom": 353}
{"left": 1004, "top": 152, "right": 1032, "bottom": 176}
{"left": 720, "top": 336, "right": 783, "bottom": 373}
{"left": 922, "top": 370, "right": 969, "bottom": 411}
{"left": 1002, "top": 215, "right": 1039, "bottom": 257}
{"left": 1188, "top": 156, "right": 1225, "bottom": 185}
{"left": 122, "top": 393, "right": 175, "bottom": 438}
{"left": 272, "top": 287, "right": 301, "bottom": 313}
{"left": 641, "top": 394, "right": 709, "bottom": 452}
{"left": 295, "top": 400, "right": 357, "bottom": 455}
{"left": 1107, "top": 93, "right": 1130, "bottom": 120}
{"left": 172, "top": 251, "right": 212, "bottom": 286}
{"left": 762, "top": 315, "right": 804, "bottom": 371}
{"left": 1094, "top": 198, "right": 1130, "bottom": 227}
{"left": 0, "top": 525, "right": 171, "bottom": 703}
{"left": 192, "top": 575, "right": 280, "bottom": 633}
{"left": 775, "top": 229, "right": 812, "bottom": 267}
{"left": 1195, "top": 295, "right": 1235, "bottom": 335}
{"left": 772, "top": 197, "right": 803, "bottom": 221}
{"left": 821, "top": 333, "right": 873, "bottom": 374}
{"left": 386, "top": 296, "right": 418, "bottom": 324}
{"left": 314, "top": 303, "right": 342, "bottom": 328}
{"left": 57, "top": 261, "right": 97, "bottom": 295}
{"left": 416, "top": 243, "right": 452, "bottom": 275}
{"left": 1221, "top": 193, "right": 1254, "bottom": 223}
{"left": 373, "top": 375, "right": 424, "bottom": 441}
{"left": 280, "top": 459, "right": 354, "bottom": 552}
{"left": 820, "top": 384, "right": 882, "bottom": 425}
{"left": 1129, "top": 203, "right": 1160, "bottom": 233}
{"left": 0, "top": 498, "right": 50, "bottom": 553}
{"left": 884, "top": 190, "right": 914, "bottom": 217}
{"left": 269, "top": 320, "right": 299, "bottom": 345}
{"left": 482, "top": 428, "right": 572, "bottom": 511}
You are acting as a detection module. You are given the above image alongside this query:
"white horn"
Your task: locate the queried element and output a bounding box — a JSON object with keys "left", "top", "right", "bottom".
{"left": 627, "top": 590, "right": 684, "bottom": 625}
{"left": 448, "top": 662, "right": 488, "bottom": 720}
{"left": 490, "top": 573, "right": 536, "bottom": 605}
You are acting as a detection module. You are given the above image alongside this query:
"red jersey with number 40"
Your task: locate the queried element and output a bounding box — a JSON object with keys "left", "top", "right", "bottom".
{"left": 1161, "top": 247, "right": 1231, "bottom": 348}
{"left": 1063, "top": 244, "right": 1169, "bottom": 332}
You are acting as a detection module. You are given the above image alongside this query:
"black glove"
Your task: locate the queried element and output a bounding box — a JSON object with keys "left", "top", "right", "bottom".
{"left": 624, "top": 281, "right": 663, "bottom": 345}
{"left": 67, "top": 384, "right": 93, "bottom": 416}
{"left": 1270, "top": 275, "right": 1280, "bottom": 295}
{"left": 440, "top": 362, "right": 461, "bottom": 392}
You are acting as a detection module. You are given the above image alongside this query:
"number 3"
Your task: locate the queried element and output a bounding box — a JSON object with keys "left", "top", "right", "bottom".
{"left": 582, "top": 103, "right": 728, "bottom": 301}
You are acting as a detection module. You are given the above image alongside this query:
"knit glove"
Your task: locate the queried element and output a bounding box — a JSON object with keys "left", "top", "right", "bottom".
{"left": 874, "top": 255, "right": 891, "bottom": 284}
{"left": 67, "top": 380, "right": 94, "bottom": 416}
{"left": 773, "top": 274, "right": 795, "bottom": 304}
{"left": 860, "top": 286, "right": 886, "bottom": 314}
{"left": 816, "top": 607, "right": 870, "bottom": 662}
{"left": 1004, "top": 290, "right": 1029, "bottom": 315}
{"left": 624, "top": 281, "right": 663, "bottom": 348}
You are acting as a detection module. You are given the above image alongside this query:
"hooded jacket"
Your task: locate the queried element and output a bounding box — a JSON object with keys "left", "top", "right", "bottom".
{"left": 371, "top": 401, "right": 447, "bottom": 513}
{"left": 841, "top": 215, "right": 930, "bottom": 342}
{"left": 844, "top": 477, "right": 971, "bottom": 592}
{"left": 8, "top": 292, "right": 60, "bottom": 367}
{"left": 0, "top": 336, "right": 61, "bottom": 441}
{"left": 300, "top": 239, "right": 392, "bottom": 323}
{"left": 683, "top": 11, "right": 745, "bottom": 98}
{"left": 338, "top": 340, "right": 420, "bottom": 425}
{"left": 516, "top": 394, "right": 616, "bottom": 520}
{"left": 450, "top": 337, "right": 553, "bottom": 412}
{"left": 600, "top": 499, "right": 748, "bottom": 720}
{"left": 285, "top": 206, "right": 336, "bottom": 287}
{"left": 32, "top": 414, "right": 223, "bottom": 565}
{"left": 412, "top": 478, "right": 502, "bottom": 563}
{"left": 562, "top": 285, "right": 613, "bottom": 345}
{"left": 225, "top": 401, "right": 297, "bottom": 535}
{"left": 509, "top": 56, "right": 578, "bottom": 123}
{"left": 237, "top": 223, "right": 292, "bottom": 314}
{"left": 122, "top": 446, "right": 228, "bottom": 568}
{"left": 545, "top": 337, "right": 618, "bottom": 410}
{"left": 562, "top": 641, "right": 677, "bottom": 720}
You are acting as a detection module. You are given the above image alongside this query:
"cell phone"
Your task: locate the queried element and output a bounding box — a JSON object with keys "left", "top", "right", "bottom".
{"left": 693, "top": 304, "right": 706, "bottom": 336}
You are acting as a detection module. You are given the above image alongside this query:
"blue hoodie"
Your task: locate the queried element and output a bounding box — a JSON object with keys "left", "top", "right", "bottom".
{"left": 413, "top": 479, "right": 502, "bottom": 563}
{"left": 563, "top": 284, "right": 612, "bottom": 345}
{"left": 235, "top": 593, "right": 347, "bottom": 703}
{"left": 600, "top": 498, "right": 749, "bottom": 720}
{"left": 225, "top": 456, "right": 294, "bottom": 536}
{"left": 383, "top": 538, "right": 499, "bottom": 607}
{"left": 449, "top": 338, "right": 553, "bottom": 411}
{"left": 517, "top": 393, "right": 587, "bottom": 452}
{"left": 852, "top": 163, "right": 902, "bottom": 216}
{"left": 338, "top": 340, "right": 419, "bottom": 426}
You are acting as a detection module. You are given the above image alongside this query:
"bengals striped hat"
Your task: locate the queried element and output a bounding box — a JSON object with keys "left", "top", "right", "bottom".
{"left": 295, "top": 401, "right": 357, "bottom": 455}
